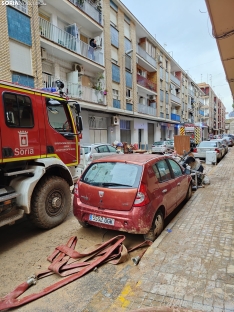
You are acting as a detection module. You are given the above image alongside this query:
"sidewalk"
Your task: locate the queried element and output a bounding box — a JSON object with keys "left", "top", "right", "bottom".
{"left": 109, "top": 148, "right": 234, "bottom": 312}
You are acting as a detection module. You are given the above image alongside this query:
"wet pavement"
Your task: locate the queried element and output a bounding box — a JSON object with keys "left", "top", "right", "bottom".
{"left": 104, "top": 148, "right": 234, "bottom": 312}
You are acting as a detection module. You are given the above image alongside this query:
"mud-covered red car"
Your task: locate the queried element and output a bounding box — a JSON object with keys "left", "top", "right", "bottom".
{"left": 73, "top": 154, "right": 192, "bottom": 241}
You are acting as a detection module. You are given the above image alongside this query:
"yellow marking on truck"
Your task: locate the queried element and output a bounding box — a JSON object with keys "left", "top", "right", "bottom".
{"left": 0, "top": 84, "right": 34, "bottom": 94}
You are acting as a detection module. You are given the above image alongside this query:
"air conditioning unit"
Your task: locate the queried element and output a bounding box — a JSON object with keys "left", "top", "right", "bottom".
{"left": 73, "top": 63, "right": 84, "bottom": 75}
{"left": 111, "top": 116, "right": 120, "bottom": 126}
{"left": 158, "top": 55, "right": 163, "bottom": 64}
{"left": 41, "top": 48, "right": 47, "bottom": 60}
{"left": 149, "top": 95, "right": 156, "bottom": 100}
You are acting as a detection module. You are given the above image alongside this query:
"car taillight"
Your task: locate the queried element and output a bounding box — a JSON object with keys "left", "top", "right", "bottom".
{"left": 74, "top": 183, "right": 79, "bottom": 198}
{"left": 193, "top": 148, "right": 197, "bottom": 152}
{"left": 215, "top": 148, "right": 220, "bottom": 153}
{"left": 134, "top": 183, "right": 150, "bottom": 207}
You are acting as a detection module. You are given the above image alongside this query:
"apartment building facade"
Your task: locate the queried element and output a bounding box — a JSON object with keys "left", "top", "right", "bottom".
{"left": 198, "top": 83, "right": 226, "bottom": 136}
{"left": 0, "top": 0, "right": 223, "bottom": 147}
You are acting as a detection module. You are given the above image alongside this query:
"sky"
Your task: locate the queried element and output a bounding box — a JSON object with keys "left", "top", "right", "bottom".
{"left": 121, "top": 0, "right": 233, "bottom": 116}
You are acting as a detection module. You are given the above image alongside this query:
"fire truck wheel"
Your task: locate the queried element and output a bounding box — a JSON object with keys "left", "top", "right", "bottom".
{"left": 29, "top": 175, "right": 71, "bottom": 229}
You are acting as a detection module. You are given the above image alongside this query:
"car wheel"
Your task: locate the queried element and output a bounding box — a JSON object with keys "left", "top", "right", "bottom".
{"left": 78, "top": 220, "right": 91, "bottom": 228}
{"left": 144, "top": 210, "right": 164, "bottom": 242}
{"left": 185, "top": 183, "right": 192, "bottom": 201}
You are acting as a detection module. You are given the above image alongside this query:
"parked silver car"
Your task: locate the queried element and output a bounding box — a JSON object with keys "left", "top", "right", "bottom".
{"left": 211, "top": 139, "right": 228, "bottom": 156}
{"left": 193, "top": 140, "right": 224, "bottom": 160}
{"left": 151, "top": 141, "right": 172, "bottom": 153}
{"left": 80, "top": 143, "right": 121, "bottom": 164}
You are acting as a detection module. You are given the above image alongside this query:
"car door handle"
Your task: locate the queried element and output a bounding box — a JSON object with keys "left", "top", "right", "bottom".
{"left": 177, "top": 183, "right": 181, "bottom": 186}
{"left": 162, "top": 189, "right": 167, "bottom": 193}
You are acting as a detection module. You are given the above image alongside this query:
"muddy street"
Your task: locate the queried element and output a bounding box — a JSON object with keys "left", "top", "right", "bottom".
{"left": 0, "top": 206, "right": 147, "bottom": 311}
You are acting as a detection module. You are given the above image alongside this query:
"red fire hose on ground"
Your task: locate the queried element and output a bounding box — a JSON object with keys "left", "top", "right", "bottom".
{"left": 0, "top": 235, "right": 152, "bottom": 311}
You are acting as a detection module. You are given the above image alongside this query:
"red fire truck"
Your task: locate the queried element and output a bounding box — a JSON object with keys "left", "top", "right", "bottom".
{"left": 0, "top": 80, "right": 83, "bottom": 229}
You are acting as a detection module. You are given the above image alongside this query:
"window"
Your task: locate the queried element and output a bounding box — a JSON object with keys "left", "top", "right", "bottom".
{"left": 165, "top": 92, "right": 169, "bottom": 104}
{"left": 124, "top": 38, "right": 132, "bottom": 53}
{"left": 160, "top": 67, "right": 164, "bottom": 80}
{"left": 125, "top": 71, "right": 132, "bottom": 88}
{"left": 4, "top": 92, "right": 34, "bottom": 128}
{"left": 126, "top": 89, "right": 131, "bottom": 97}
{"left": 165, "top": 71, "right": 169, "bottom": 82}
{"left": 97, "top": 145, "right": 109, "bottom": 153}
{"left": 110, "top": 0, "right": 118, "bottom": 11}
{"left": 12, "top": 72, "right": 34, "bottom": 88}
{"left": 10, "top": 40, "right": 32, "bottom": 77}
{"left": 46, "top": 98, "right": 73, "bottom": 133}
{"left": 160, "top": 89, "right": 164, "bottom": 102}
{"left": 112, "top": 64, "right": 120, "bottom": 83}
{"left": 110, "top": 8, "right": 117, "bottom": 26}
{"left": 155, "top": 160, "right": 171, "bottom": 182}
{"left": 124, "top": 21, "right": 130, "bottom": 39}
{"left": 111, "top": 47, "right": 118, "bottom": 63}
{"left": 112, "top": 89, "right": 119, "bottom": 99}
{"left": 7, "top": 7, "right": 31, "bottom": 46}
{"left": 110, "top": 26, "right": 119, "bottom": 47}
{"left": 167, "top": 159, "right": 183, "bottom": 177}
{"left": 12, "top": 0, "right": 28, "bottom": 14}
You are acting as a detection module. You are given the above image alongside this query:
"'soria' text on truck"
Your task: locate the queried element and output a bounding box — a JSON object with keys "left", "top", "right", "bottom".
{"left": 0, "top": 80, "right": 83, "bottom": 229}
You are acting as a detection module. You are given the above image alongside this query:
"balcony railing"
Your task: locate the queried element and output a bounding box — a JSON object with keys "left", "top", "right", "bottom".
{"left": 171, "top": 93, "right": 181, "bottom": 105}
{"left": 136, "top": 45, "right": 157, "bottom": 68}
{"left": 39, "top": 18, "right": 103, "bottom": 66}
{"left": 170, "top": 74, "right": 180, "bottom": 86}
{"left": 68, "top": 0, "right": 102, "bottom": 25}
{"left": 137, "top": 74, "right": 157, "bottom": 92}
{"left": 171, "top": 113, "right": 180, "bottom": 121}
{"left": 138, "top": 103, "right": 156, "bottom": 116}
{"left": 42, "top": 73, "right": 104, "bottom": 104}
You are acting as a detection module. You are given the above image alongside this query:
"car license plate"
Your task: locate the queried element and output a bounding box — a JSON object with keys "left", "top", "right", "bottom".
{"left": 89, "top": 214, "right": 115, "bottom": 225}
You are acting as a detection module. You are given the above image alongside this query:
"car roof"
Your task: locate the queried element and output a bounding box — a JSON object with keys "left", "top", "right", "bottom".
{"left": 90, "top": 153, "right": 167, "bottom": 165}
{"left": 81, "top": 143, "right": 111, "bottom": 147}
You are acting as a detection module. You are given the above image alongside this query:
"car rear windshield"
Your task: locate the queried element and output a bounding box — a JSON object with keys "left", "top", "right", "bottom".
{"left": 198, "top": 141, "right": 217, "bottom": 147}
{"left": 153, "top": 141, "right": 164, "bottom": 145}
{"left": 81, "top": 146, "right": 91, "bottom": 154}
{"left": 81, "top": 162, "right": 142, "bottom": 188}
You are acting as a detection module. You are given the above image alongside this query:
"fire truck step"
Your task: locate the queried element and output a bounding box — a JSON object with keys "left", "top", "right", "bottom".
{"left": 0, "top": 209, "right": 24, "bottom": 227}
{"left": 0, "top": 192, "right": 19, "bottom": 203}
{"left": 4, "top": 169, "right": 34, "bottom": 176}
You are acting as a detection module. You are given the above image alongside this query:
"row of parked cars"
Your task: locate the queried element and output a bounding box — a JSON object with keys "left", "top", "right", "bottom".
{"left": 193, "top": 134, "right": 233, "bottom": 161}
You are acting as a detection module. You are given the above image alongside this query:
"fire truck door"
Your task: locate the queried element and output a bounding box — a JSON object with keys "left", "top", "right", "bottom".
{"left": 1, "top": 92, "right": 41, "bottom": 162}
{"left": 45, "top": 98, "right": 78, "bottom": 166}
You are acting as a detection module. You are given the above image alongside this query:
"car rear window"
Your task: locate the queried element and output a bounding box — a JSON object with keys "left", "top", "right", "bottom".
{"left": 81, "top": 162, "right": 142, "bottom": 188}
{"left": 198, "top": 141, "right": 217, "bottom": 147}
{"left": 153, "top": 141, "right": 164, "bottom": 145}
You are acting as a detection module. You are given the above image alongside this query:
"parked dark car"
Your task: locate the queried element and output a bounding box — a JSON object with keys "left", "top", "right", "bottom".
{"left": 73, "top": 154, "right": 192, "bottom": 241}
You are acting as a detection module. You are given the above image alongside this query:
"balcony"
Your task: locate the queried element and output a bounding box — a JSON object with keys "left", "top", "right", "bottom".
{"left": 136, "top": 45, "right": 157, "bottom": 69}
{"left": 171, "top": 93, "right": 181, "bottom": 105}
{"left": 138, "top": 103, "right": 156, "bottom": 116}
{"left": 68, "top": 0, "right": 102, "bottom": 25}
{"left": 42, "top": 73, "right": 104, "bottom": 104}
{"left": 171, "top": 113, "right": 180, "bottom": 122}
{"left": 137, "top": 74, "right": 157, "bottom": 92}
{"left": 170, "top": 74, "right": 180, "bottom": 86}
{"left": 39, "top": 18, "right": 104, "bottom": 66}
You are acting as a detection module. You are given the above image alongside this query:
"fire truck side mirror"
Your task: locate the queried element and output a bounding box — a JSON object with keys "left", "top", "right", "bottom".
{"left": 74, "top": 103, "right": 81, "bottom": 115}
{"left": 76, "top": 115, "right": 83, "bottom": 133}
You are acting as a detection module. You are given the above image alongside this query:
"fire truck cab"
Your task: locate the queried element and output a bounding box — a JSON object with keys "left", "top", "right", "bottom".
{"left": 0, "top": 80, "right": 83, "bottom": 229}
